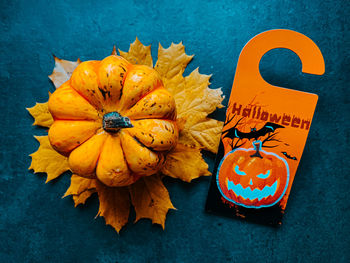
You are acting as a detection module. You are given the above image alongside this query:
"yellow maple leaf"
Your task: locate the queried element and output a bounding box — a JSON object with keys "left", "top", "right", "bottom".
{"left": 62, "top": 174, "right": 97, "bottom": 207}
{"left": 28, "top": 38, "right": 225, "bottom": 233}
{"left": 161, "top": 143, "right": 211, "bottom": 182}
{"left": 48, "top": 55, "right": 81, "bottom": 88}
{"left": 129, "top": 175, "right": 175, "bottom": 229}
{"left": 155, "top": 45, "right": 224, "bottom": 153}
{"left": 96, "top": 182, "right": 130, "bottom": 233}
{"left": 72, "top": 189, "right": 96, "bottom": 207}
{"left": 27, "top": 102, "right": 53, "bottom": 128}
{"left": 63, "top": 174, "right": 96, "bottom": 197}
{"left": 155, "top": 42, "right": 193, "bottom": 79}
{"left": 177, "top": 69, "right": 224, "bottom": 118}
{"left": 179, "top": 115, "right": 224, "bottom": 153}
{"left": 119, "top": 37, "right": 153, "bottom": 67}
{"left": 29, "top": 136, "right": 70, "bottom": 182}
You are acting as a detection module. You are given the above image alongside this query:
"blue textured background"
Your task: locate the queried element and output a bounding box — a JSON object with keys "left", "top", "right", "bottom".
{"left": 1, "top": 0, "right": 349, "bottom": 262}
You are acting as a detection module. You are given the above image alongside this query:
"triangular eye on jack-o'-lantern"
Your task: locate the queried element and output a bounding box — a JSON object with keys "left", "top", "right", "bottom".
{"left": 205, "top": 29, "right": 325, "bottom": 225}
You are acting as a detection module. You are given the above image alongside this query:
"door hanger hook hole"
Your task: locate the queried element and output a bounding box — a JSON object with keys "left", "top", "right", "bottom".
{"left": 259, "top": 48, "right": 303, "bottom": 90}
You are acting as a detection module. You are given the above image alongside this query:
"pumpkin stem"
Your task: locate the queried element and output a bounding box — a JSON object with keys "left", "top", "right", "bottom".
{"left": 250, "top": 140, "right": 263, "bottom": 158}
{"left": 103, "top": 112, "right": 133, "bottom": 133}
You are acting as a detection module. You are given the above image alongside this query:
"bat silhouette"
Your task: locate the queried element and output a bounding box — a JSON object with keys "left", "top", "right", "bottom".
{"left": 281, "top": 151, "right": 297, "bottom": 161}
{"left": 223, "top": 122, "right": 284, "bottom": 140}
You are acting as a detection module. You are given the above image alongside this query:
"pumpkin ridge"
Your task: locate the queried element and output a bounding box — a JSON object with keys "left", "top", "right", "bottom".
{"left": 118, "top": 133, "right": 135, "bottom": 177}
{"left": 95, "top": 58, "right": 129, "bottom": 112}
{"left": 124, "top": 86, "right": 164, "bottom": 111}
{"left": 67, "top": 81, "right": 99, "bottom": 109}
{"left": 95, "top": 135, "right": 134, "bottom": 186}
{"left": 129, "top": 117, "right": 175, "bottom": 122}
{"left": 119, "top": 63, "right": 134, "bottom": 101}
{"left": 49, "top": 82, "right": 101, "bottom": 121}
{"left": 118, "top": 65, "right": 164, "bottom": 114}
{"left": 51, "top": 117, "right": 102, "bottom": 122}
{"left": 86, "top": 131, "right": 109, "bottom": 178}
{"left": 126, "top": 119, "right": 178, "bottom": 152}
{"left": 123, "top": 129, "right": 155, "bottom": 153}
{"left": 119, "top": 131, "right": 150, "bottom": 183}
{"left": 102, "top": 62, "right": 135, "bottom": 109}
{"left": 124, "top": 87, "right": 176, "bottom": 121}
{"left": 48, "top": 120, "right": 101, "bottom": 155}
{"left": 119, "top": 131, "right": 165, "bottom": 176}
{"left": 135, "top": 86, "right": 164, "bottom": 103}
{"left": 93, "top": 133, "right": 115, "bottom": 177}
{"left": 68, "top": 80, "right": 102, "bottom": 112}
{"left": 133, "top": 135, "right": 154, "bottom": 152}
{"left": 70, "top": 61, "right": 108, "bottom": 111}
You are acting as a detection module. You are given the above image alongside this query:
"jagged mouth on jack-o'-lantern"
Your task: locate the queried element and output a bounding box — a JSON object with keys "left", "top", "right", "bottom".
{"left": 216, "top": 140, "right": 290, "bottom": 209}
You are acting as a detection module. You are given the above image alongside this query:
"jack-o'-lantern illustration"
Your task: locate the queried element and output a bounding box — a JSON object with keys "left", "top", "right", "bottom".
{"left": 216, "top": 140, "right": 290, "bottom": 208}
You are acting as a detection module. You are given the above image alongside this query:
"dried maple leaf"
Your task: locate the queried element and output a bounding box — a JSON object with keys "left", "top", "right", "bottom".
{"left": 119, "top": 37, "right": 153, "bottom": 67}
{"left": 129, "top": 175, "right": 175, "bottom": 229}
{"left": 48, "top": 56, "right": 81, "bottom": 88}
{"left": 96, "top": 182, "right": 130, "bottom": 233}
{"left": 73, "top": 189, "right": 96, "bottom": 207}
{"left": 161, "top": 143, "right": 211, "bottom": 182}
{"left": 62, "top": 174, "right": 97, "bottom": 207}
{"left": 155, "top": 42, "right": 193, "bottom": 79}
{"left": 184, "top": 70, "right": 224, "bottom": 117}
{"left": 63, "top": 174, "right": 96, "bottom": 197}
{"left": 29, "top": 136, "right": 70, "bottom": 182}
{"left": 156, "top": 47, "right": 224, "bottom": 153}
{"left": 27, "top": 102, "right": 53, "bottom": 128}
{"left": 178, "top": 115, "right": 224, "bottom": 153}
{"left": 28, "top": 38, "right": 225, "bottom": 233}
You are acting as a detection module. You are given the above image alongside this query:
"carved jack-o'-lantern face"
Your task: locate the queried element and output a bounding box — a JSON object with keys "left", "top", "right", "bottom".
{"left": 217, "top": 141, "right": 290, "bottom": 208}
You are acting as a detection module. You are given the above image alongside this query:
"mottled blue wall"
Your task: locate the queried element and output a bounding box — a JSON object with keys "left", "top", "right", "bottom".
{"left": 1, "top": 0, "right": 349, "bottom": 262}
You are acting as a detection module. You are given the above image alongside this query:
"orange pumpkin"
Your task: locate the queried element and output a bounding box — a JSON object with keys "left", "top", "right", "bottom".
{"left": 48, "top": 55, "right": 178, "bottom": 187}
{"left": 217, "top": 141, "right": 289, "bottom": 208}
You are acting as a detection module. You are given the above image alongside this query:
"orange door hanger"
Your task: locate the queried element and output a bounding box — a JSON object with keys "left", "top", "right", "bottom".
{"left": 206, "top": 29, "right": 325, "bottom": 225}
